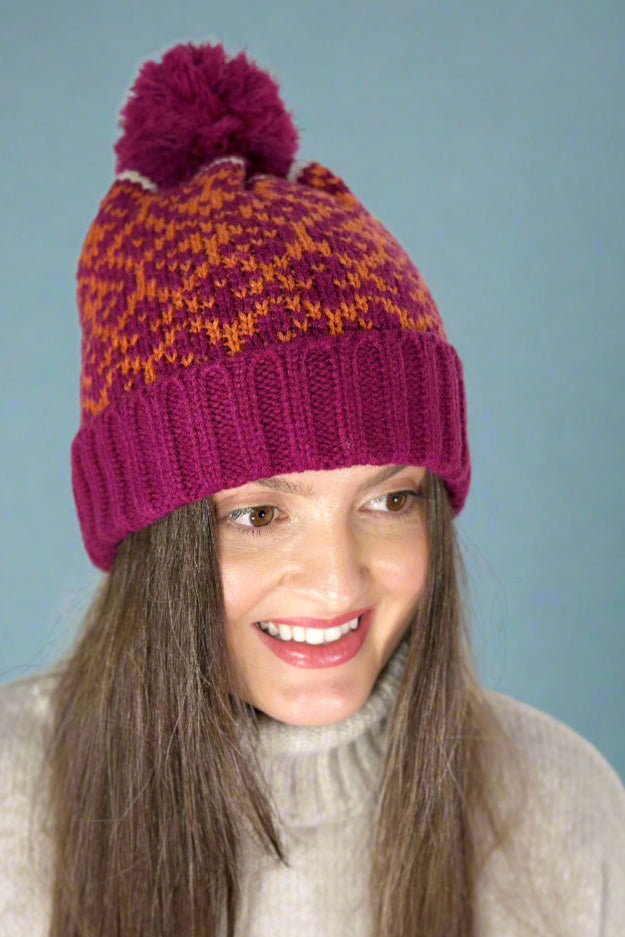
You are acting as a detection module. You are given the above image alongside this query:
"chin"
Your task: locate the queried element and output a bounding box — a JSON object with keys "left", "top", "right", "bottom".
{"left": 259, "top": 676, "right": 375, "bottom": 727}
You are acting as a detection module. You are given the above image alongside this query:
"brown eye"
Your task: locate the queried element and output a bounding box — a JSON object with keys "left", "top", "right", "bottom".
{"left": 386, "top": 492, "right": 408, "bottom": 511}
{"left": 248, "top": 506, "right": 275, "bottom": 527}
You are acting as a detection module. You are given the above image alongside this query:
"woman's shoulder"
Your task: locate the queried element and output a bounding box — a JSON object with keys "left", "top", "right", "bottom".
{"left": 480, "top": 690, "right": 625, "bottom": 936}
{"left": 0, "top": 671, "right": 56, "bottom": 936}
{"left": 485, "top": 689, "right": 625, "bottom": 810}
{"left": 0, "top": 667, "right": 57, "bottom": 711}
{"left": 0, "top": 670, "right": 56, "bottom": 777}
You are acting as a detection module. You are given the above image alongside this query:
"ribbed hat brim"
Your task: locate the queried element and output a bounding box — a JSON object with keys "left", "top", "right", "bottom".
{"left": 71, "top": 329, "right": 469, "bottom": 570}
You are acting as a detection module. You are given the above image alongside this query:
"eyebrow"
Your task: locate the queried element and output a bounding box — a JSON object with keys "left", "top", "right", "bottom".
{"left": 255, "top": 464, "right": 409, "bottom": 497}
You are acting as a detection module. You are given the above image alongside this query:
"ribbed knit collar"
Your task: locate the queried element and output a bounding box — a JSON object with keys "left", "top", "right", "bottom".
{"left": 254, "top": 642, "right": 407, "bottom": 827}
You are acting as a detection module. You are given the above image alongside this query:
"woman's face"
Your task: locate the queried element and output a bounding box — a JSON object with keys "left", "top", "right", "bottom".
{"left": 214, "top": 463, "right": 428, "bottom": 726}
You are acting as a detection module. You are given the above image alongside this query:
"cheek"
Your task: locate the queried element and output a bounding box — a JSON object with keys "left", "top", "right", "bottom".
{"left": 220, "top": 551, "right": 278, "bottom": 624}
{"left": 373, "top": 533, "right": 428, "bottom": 599}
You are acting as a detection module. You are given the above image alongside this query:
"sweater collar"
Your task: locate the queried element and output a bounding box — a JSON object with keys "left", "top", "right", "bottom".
{"left": 254, "top": 641, "right": 407, "bottom": 827}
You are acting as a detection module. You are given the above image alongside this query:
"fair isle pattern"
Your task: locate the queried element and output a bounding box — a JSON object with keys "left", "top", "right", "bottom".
{"left": 76, "top": 160, "right": 443, "bottom": 422}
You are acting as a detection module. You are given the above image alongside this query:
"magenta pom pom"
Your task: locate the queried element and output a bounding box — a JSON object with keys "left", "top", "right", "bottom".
{"left": 114, "top": 42, "right": 299, "bottom": 189}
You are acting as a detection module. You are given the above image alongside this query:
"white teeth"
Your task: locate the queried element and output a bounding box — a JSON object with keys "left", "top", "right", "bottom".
{"left": 257, "top": 615, "right": 362, "bottom": 645}
{"left": 305, "top": 629, "right": 325, "bottom": 645}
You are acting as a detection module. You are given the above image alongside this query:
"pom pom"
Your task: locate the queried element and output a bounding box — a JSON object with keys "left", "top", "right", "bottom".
{"left": 115, "top": 42, "right": 299, "bottom": 189}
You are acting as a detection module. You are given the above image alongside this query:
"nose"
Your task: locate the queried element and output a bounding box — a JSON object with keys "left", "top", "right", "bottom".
{"left": 281, "top": 517, "right": 370, "bottom": 608}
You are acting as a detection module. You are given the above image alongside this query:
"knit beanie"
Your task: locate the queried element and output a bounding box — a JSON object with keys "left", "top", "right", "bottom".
{"left": 71, "top": 41, "right": 470, "bottom": 571}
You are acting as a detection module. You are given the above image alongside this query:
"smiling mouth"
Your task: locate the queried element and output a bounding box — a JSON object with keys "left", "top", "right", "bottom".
{"left": 255, "top": 616, "right": 362, "bottom": 645}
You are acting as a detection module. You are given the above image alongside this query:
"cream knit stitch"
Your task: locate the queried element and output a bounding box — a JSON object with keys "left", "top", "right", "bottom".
{"left": 1, "top": 645, "right": 624, "bottom": 935}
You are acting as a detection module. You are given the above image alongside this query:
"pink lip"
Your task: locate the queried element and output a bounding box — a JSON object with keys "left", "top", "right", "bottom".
{"left": 259, "top": 608, "right": 370, "bottom": 630}
{"left": 253, "top": 608, "right": 373, "bottom": 669}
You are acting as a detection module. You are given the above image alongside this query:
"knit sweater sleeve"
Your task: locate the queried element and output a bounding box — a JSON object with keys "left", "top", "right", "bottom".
{"left": 0, "top": 674, "right": 53, "bottom": 937}
{"left": 480, "top": 692, "right": 625, "bottom": 937}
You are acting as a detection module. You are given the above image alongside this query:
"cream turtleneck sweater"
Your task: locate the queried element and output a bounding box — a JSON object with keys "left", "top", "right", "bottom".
{"left": 1, "top": 645, "right": 624, "bottom": 935}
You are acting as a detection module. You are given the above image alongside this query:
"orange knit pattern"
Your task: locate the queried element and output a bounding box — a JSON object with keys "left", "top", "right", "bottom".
{"left": 77, "top": 160, "right": 443, "bottom": 421}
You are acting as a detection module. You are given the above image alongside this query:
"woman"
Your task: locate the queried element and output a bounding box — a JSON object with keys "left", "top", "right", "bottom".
{"left": 0, "top": 40, "right": 623, "bottom": 937}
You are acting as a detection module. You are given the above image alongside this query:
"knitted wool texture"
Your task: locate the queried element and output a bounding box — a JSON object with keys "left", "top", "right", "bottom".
{"left": 71, "top": 42, "right": 470, "bottom": 570}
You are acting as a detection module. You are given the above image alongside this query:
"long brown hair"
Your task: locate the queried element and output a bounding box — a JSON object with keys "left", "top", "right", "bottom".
{"left": 46, "top": 473, "right": 511, "bottom": 937}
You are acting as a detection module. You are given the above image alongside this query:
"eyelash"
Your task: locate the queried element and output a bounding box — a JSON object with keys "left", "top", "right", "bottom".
{"left": 222, "top": 489, "right": 424, "bottom": 537}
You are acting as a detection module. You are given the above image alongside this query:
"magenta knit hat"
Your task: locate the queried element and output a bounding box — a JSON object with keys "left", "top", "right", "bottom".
{"left": 71, "top": 41, "right": 470, "bottom": 571}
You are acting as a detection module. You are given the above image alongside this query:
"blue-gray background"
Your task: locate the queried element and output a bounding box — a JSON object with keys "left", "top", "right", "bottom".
{"left": 1, "top": 1, "right": 623, "bottom": 778}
